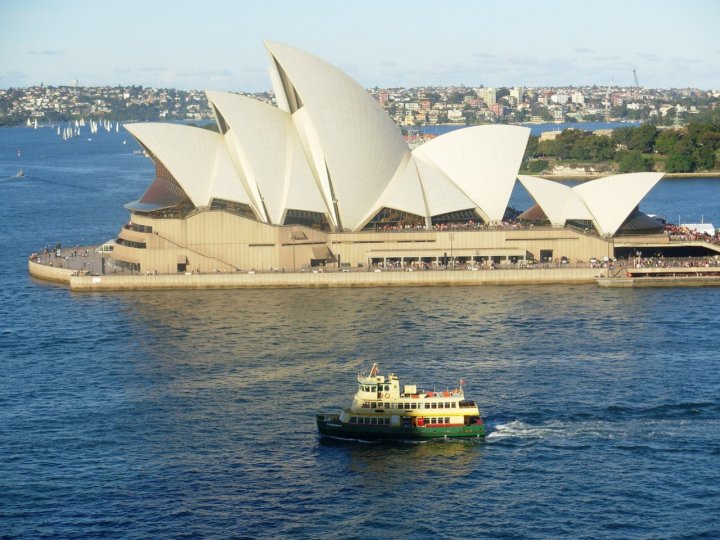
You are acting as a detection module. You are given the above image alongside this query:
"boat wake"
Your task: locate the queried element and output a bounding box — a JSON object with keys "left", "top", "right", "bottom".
{"left": 486, "top": 418, "right": 608, "bottom": 446}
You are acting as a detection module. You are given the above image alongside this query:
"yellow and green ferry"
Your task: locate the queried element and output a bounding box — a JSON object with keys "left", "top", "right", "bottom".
{"left": 316, "top": 363, "right": 485, "bottom": 440}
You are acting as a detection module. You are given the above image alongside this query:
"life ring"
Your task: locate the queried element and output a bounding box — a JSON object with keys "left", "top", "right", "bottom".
{"left": 384, "top": 392, "right": 390, "bottom": 399}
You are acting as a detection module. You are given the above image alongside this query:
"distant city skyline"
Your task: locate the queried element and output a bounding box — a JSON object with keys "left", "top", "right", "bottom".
{"left": 1, "top": 0, "right": 719, "bottom": 91}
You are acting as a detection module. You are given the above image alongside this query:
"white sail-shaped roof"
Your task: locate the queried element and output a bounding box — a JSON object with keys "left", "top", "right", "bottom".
{"left": 519, "top": 172, "right": 664, "bottom": 236}
{"left": 205, "top": 91, "right": 328, "bottom": 225}
{"left": 518, "top": 175, "right": 581, "bottom": 227}
{"left": 265, "top": 41, "right": 411, "bottom": 231}
{"left": 414, "top": 155, "right": 478, "bottom": 217}
{"left": 357, "top": 155, "right": 428, "bottom": 228}
{"left": 124, "top": 123, "right": 249, "bottom": 208}
{"left": 125, "top": 43, "right": 536, "bottom": 234}
{"left": 575, "top": 172, "right": 664, "bottom": 236}
{"left": 413, "top": 125, "right": 530, "bottom": 222}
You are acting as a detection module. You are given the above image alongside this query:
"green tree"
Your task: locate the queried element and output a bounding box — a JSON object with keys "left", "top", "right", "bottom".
{"left": 527, "top": 159, "right": 549, "bottom": 173}
{"left": 571, "top": 134, "right": 614, "bottom": 161}
{"left": 665, "top": 151, "right": 694, "bottom": 172}
{"left": 618, "top": 150, "right": 650, "bottom": 172}
{"left": 523, "top": 135, "right": 539, "bottom": 159}
{"left": 654, "top": 129, "right": 680, "bottom": 154}
{"left": 693, "top": 144, "right": 715, "bottom": 170}
{"left": 611, "top": 126, "right": 634, "bottom": 147}
{"left": 628, "top": 124, "right": 658, "bottom": 152}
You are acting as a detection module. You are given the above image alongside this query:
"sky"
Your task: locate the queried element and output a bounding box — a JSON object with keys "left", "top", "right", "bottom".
{"left": 1, "top": 0, "right": 719, "bottom": 91}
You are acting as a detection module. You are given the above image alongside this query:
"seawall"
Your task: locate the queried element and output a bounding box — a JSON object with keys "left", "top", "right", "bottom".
{"left": 29, "top": 259, "right": 599, "bottom": 290}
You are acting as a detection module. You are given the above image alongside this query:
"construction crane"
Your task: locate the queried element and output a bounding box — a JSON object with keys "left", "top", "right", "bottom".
{"left": 633, "top": 69, "right": 641, "bottom": 100}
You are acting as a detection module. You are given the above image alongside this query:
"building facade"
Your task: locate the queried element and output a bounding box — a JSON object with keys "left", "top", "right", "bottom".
{"left": 111, "top": 42, "right": 667, "bottom": 276}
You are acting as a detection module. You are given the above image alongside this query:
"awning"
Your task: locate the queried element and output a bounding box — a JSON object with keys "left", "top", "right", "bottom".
{"left": 311, "top": 246, "right": 331, "bottom": 260}
{"left": 124, "top": 199, "right": 178, "bottom": 212}
{"left": 177, "top": 255, "right": 188, "bottom": 263}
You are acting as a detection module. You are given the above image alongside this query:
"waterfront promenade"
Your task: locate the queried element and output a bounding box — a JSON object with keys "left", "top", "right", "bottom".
{"left": 29, "top": 245, "right": 601, "bottom": 290}
{"left": 28, "top": 245, "right": 720, "bottom": 291}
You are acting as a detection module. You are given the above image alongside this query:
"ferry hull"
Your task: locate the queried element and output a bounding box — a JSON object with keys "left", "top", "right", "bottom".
{"left": 317, "top": 415, "right": 484, "bottom": 440}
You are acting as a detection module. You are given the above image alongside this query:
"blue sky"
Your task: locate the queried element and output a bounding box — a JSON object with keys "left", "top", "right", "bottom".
{"left": 1, "top": 0, "right": 719, "bottom": 91}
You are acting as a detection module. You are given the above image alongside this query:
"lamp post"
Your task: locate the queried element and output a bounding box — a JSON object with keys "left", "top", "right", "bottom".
{"left": 450, "top": 232, "right": 454, "bottom": 270}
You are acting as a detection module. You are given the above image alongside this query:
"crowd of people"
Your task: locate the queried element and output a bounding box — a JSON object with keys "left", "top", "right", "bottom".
{"left": 365, "top": 219, "right": 531, "bottom": 232}
{"left": 665, "top": 224, "right": 720, "bottom": 246}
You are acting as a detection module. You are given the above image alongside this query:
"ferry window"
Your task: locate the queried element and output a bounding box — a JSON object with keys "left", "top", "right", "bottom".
{"left": 445, "top": 402, "right": 451, "bottom": 408}
{"left": 371, "top": 418, "right": 377, "bottom": 425}
{"left": 424, "top": 403, "right": 430, "bottom": 409}
{"left": 350, "top": 417, "right": 356, "bottom": 423}
{"left": 432, "top": 403, "right": 437, "bottom": 409}
{"left": 362, "top": 402, "right": 370, "bottom": 408}
{"left": 371, "top": 402, "right": 376, "bottom": 408}
{"left": 445, "top": 417, "right": 450, "bottom": 424}
{"left": 384, "top": 403, "right": 390, "bottom": 409}
{"left": 404, "top": 403, "right": 410, "bottom": 410}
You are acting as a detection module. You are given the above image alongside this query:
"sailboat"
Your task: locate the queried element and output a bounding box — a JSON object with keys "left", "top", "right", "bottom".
{"left": 34, "top": 119, "right": 38, "bottom": 129}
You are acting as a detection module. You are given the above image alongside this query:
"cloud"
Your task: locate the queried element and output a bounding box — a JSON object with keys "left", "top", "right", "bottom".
{"left": 27, "top": 50, "right": 63, "bottom": 56}
{"left": 574, "top": 47, "right": 594, "bottom": 54}
{"left": 0, "top": 70, "right": 28, "bottom": 86}
{"left": 113, "top": 66, "right": 170, "bottom": 74}
{"left": 179, "top": 69, "right": 233, "bottom": 77}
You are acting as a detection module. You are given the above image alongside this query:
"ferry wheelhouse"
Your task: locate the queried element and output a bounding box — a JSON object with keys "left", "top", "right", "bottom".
{"left": 316, "top": 363, "right": 484, "bottom": 440}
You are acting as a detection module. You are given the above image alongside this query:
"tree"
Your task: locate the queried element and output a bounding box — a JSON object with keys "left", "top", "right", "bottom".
{"left": 571, "top": 134, "right": 614, "bottom": 161}
{"left": 628, "top": 124, "right": 658, "bottom": 152}
{"left": 693, "top": 144, "right": 716, "bottom": 171}
{"left": 611, "top": 127, "right": 634, "bottom": 148}
{"left": 654, "top": 129, "right": 680, "bottom": 154}
{"left": 618, "top": 150, "right": 650, "bottom": 172}
{"left": 527, "top": 159, "right": 549, "bottom": 173}
{"left": 523, "top": 136, "right": 539, "bottom": 160}
{"left": 664, "top": 151, "right": 694, "bottom": 172}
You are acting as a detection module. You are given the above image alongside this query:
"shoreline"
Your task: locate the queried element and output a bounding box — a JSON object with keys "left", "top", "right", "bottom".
{"left": 28, "top": 258, "right": 601, "bottom": 291}
{"left": 531, "top": 172, "right": 720, "bottom": 181}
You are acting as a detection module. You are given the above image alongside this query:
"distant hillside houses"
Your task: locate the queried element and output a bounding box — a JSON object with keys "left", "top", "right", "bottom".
{"left": 1, "top": 81, "right": 718, "bottom": 127}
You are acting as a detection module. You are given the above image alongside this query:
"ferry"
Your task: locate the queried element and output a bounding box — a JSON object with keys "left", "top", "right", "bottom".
{"left": 316, "top": 363, "right": 484, "bottom": 440}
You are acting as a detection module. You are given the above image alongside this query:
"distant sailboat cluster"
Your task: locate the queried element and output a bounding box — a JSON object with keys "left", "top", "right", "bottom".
{"left": 27, "top": 117, "right": 121, "bottom": 141}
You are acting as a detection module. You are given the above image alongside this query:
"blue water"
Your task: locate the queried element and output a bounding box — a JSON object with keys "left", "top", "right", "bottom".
{"left": 2, "top": 126, "right": 720, "bottom": 539}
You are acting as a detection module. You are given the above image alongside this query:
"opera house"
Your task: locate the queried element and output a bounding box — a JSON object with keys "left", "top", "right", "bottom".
{"left": 108, "top": 42, "right": 675, "bottom": 276}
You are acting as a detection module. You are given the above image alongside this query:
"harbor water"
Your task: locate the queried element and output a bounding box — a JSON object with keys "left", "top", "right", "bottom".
{"left": 2, "top": 126, "right": 720, "bottom": 539}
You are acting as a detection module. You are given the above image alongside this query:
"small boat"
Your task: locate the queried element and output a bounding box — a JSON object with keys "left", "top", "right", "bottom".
{"left": 16, "top": 169, "right": 25, "bottom": 177}
{"left": 316, "top": 363, "right": 484, "bottom": 440}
